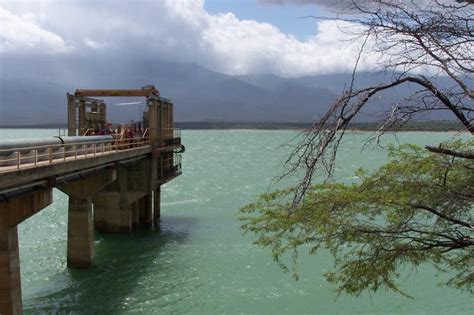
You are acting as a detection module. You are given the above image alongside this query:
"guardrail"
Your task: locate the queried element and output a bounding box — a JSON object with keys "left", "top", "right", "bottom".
{"left": 0, "top": 137, "right": 150, "bottom": 171}
{"left": 161, "top": 128, "right": 181, "bottom": 146}
{"left": 172, "top": 128, "right": 181, "bottom": 140}
{"left": 159, "top": 153, "right": 182, "bottom": 180}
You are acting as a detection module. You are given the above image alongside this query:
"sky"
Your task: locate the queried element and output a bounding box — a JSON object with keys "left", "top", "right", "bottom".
{"left": 204, "top": 0, "right": 324, "bottom": 40}
{"left": 0, "top": 0, "right": 377, "bottom": 77}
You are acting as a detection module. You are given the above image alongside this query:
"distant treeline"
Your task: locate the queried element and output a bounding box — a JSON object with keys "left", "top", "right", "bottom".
{"left": 175, "top": 121, "right": 465, "bottom": 132}
{"left": 0, "top": 121, "right": 465, "bottom": 132}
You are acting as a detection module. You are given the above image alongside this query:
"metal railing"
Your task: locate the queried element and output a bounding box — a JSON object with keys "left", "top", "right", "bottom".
{"left": 158, "top": 153, "right": 182, "bottom": 181}
{"left": 172, "top": 128, "right": 181, "bottom": 140}
{"left": 0, "top": 137, "right": 150, "bottom": 171}
{"left": 58, "top": 128, "right": 67, "bottom": 136}
{"left": 160, "top": 128, "right": 181, "bottom": 147}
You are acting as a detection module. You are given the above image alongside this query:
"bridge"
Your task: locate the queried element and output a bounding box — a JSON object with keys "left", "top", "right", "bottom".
{"left": 0, "top": 86, "right": 183, "bottom": 314}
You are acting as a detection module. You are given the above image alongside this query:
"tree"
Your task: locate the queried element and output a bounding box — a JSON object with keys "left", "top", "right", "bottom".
{"left": 239, "top": 0, "right": 473, "bottom": 297}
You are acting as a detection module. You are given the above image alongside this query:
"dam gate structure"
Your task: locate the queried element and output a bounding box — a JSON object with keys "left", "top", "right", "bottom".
{"left": 0, "top": 85, "right": 183, "bottom": 314}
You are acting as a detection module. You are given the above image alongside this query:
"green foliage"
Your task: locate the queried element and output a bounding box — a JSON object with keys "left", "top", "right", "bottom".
{"left": 239, "top": 139, "right": 474, "bottom": 297}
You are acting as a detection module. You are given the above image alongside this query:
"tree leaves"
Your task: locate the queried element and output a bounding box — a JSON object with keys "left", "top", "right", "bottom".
{"left": 239, "top": 140, "right": 474, "bottom": 297}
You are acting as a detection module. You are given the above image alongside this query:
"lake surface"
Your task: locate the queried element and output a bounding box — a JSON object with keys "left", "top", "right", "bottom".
{"left": 0, "top": 129, "right": 471, "bottom": 314}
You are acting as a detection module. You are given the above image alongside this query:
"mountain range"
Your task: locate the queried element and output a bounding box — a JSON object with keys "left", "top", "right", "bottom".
{"left": 0, "top": 56, "right": 456, "bottom": 125}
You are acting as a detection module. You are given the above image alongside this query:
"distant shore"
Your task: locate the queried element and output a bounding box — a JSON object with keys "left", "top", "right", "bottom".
{"left": 0, "top": 121, "right": 465, "bottom": 132}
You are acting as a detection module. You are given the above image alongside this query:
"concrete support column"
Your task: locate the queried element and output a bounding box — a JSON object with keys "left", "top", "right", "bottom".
{"left": 138, "top": 198, "right": 145, "bottom": 223}
{"left": 0, "top": 189, "right": 52, "bottom": 315}
{"left": 67, "top": 197, "right": 94, "bottom": 268}
{"left": 58, "top": 169, "right": 115, "bottom": 267}
{"left": 136, "top": 194, "right": 153, "bottom": 227}
{"left": 159, "top": 100, "right": 164, "bottom": 145}
{"left": 153, "top": 187, "right": 161, "bottom": 223}
{"left": 0, "top": 226, "right": 22, "bottom": 315}
{"left": 78, "top": 100, "right": 86, "bottom": 136}
{"left": 94, "top": 193, "right": 132, "bottom": 233}
{"left": 67, "top": 95, "right": 77, "bottom": 136}
{"left": 148, "top": 99, "right": 158, "bottom": 148}
{"left": 142, "top": 194, "right": 153, "bottom": 227}
{"left": 99, "top": 103, "right": 106, "bottom": 128}
{"left": 92, "top": 160, "right": 151, "bottom": 233}
{"left": 93, "top": 199, "right": 107, "bottom": 232}
{"left": 91, "top": 101, "right": 98, "bottom": 113}
{"left": 131, "top": 202, "right": 139, "bottom": 230}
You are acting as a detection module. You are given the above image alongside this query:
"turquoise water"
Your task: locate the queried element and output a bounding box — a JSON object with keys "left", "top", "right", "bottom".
{"left": 0, "top": 129, "right": 472, "bottom": 314}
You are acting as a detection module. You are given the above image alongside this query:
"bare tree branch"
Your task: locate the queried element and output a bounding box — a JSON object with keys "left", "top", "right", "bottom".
{"left": 284, "top": 0, "right": 474, "bottom": 205}
{"left": 425, "top": 145, "right": 474, "bottom": 160}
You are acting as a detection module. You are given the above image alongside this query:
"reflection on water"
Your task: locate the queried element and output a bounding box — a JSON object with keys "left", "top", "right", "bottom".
{"left": 0, "top": 129, "right": 470, "bottom": 314}
{"left": 24, "top": 216, "right": 199, "bottom": 314}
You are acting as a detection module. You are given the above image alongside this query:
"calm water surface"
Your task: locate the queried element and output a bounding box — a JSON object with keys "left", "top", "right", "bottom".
{"left": 0, "top": 129, "right": 471, "bottom": 314}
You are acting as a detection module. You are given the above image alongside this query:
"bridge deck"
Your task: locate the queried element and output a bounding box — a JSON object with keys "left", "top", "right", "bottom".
{"left": 0, "top": 145, "right": 153, "bottom": 191}
{"left": 0, "top": 147, "right": 118, "bottom": 173}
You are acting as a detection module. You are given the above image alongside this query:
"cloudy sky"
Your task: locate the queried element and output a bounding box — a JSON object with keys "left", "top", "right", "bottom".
{"left": 0, "top": 0, "right": 377, "bottom": 77}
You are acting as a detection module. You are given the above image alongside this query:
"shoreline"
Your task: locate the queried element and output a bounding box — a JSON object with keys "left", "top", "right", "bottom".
{"left": 0, "top": 121, "right": 465, "bottom": 132}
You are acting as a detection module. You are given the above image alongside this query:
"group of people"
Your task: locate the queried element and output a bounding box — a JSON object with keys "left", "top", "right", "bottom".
{"left": 88, "top": 122, "right": 144, "bottom": 139}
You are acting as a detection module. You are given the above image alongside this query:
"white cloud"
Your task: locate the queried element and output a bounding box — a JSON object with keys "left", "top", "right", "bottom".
{"left": 259, "top": 0, "right": 346, "bottom": 6}
{"left": 202, "top": 14, "right": 377, "bottom": 75}
{"left": 0, "top": 0, "right": 380, "bottom": 76}
{"left": 83, "top": 38, "right": 110, "bottom": 50}
{"left": 0, "top": 6, "right": 73, "bottom": 54}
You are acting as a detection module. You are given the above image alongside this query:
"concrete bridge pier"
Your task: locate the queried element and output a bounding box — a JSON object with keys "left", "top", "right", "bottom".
{"left": 94, "top": 191, "right": 135, "bottom": 233}
{"left": 154, "top": 187, "right": 161, "bottom": 223}
{"left": 57, "top": 169, "right": 116, "bottom": 268}
{"left": 128, "top": 194, "right": 153, "bottom": 230}
{"left": 138, "top": 193, "right": 153, "bottom": 227}
{"left": 67, "top": 197, "right": 94, "bottom": 268}
{"left": 0, "top": 226, "right": 22, "bottom": 315}
{"left": 94, "top": 161, "right": 151, "bottom": 233}
{"left": 0, "top": 189, "right": 52, "bottom": 315}
{"left": 131, "top": 202, "right": 140, "bottom": 229}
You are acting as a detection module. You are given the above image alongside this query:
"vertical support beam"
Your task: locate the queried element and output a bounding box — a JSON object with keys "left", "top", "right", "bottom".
{"left": 136, "top": 194, "right": 153, "bottom": 227}
{"left": 91, "top": 101, "right": 98, "bottom": 113}
{"left": 166, "top": 103, "right": 171, "bottom": 138}
{"left": 147, "top": 98, "right": 158, "bottom": 148}
{"left": 118, "top": 166, "right": 133, "bottom": 232}
{"left": 67, "top": 197, "right": 94, "bottom": 268}
{"left": 131, "top": 202, "right": 139, "bottom": 230}
{"left": 138, "top": 197, "right": 145, "bottom": 224}
{"left": 143, "top": 193, "right": 153, "bottom": 227}
{"left": 170, "top": 103, "right": 174, "bottom": 135}
{"left": 78, "top": 99, "right": 86, "bottom": 136}
{"left": 153, "top": 186, "right": 161, "bottom": 223}
{"left": 168, "top": 103, "right": 172, "bottom": 134}
{"left": 148, "top": 98, "right": 159, "bottom": 194}
{"left": 160, "top": 155, "right": 164, "bottom": 179}
{"left": 93, "top": 200, "right": 108, "bottom": 232}
{"left": 99, "top": 103, "right": 106, "bottom": 127}
{"left": 163, "top": 103, "right": 167, "bottom": 139}
{"left": 92, "top": 166, "right": 133, "bottom": 233}
{"left": 0, "top": 226, "right": 22, "bottom": 315}
{"left": 94, "top": 192, "right": 132, "bottom": 233}
{"left": 67, "top": 95, "right": 77, "bottom": 136}
{"left": 91, "top": 101, "right": 98, "bottom": 131}
{"left": 0, "top": 189, "right": 51, "bottom": 315}
{"left": 57, "top": 169, "right": 116, "bottom": 266}
{"left": 159, "top": 99, "right": 164, "bottom": 146}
